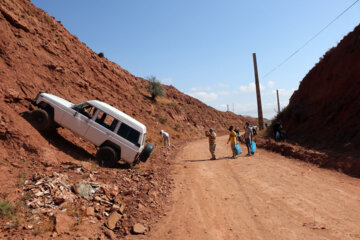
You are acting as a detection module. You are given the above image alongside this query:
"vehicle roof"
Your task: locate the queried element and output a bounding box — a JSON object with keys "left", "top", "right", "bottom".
{"left": 86, "top": 100, "right": 146, "bottom": 132}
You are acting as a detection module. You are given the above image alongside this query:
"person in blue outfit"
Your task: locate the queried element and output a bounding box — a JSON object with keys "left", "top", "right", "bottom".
{"left": 244, "top": 122, "right": 253, "bottom": 156}
{"left": 273, "top": 122, "right": 285, "bottom": 141}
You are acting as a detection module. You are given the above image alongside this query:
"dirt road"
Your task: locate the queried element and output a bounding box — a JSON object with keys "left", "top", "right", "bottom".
{"left": 133, "top": 135, "right": 360, "bottom": 240}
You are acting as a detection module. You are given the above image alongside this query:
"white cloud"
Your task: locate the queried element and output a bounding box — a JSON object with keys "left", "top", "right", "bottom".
{"left": 189, "top": 86, "right": 212, "bottom": 92}
{"left": 268, "top": 80, "right": 275, "bottom": 88}
{"left": 272, "top": 88, "right": 296, "bottom": 98}
{"left": 160, "top": 78, "right": 172, "bottom": 85}
{"left": 217, "top": 104, "right": 228, "bottom": 111}
{"left": 218, "top": 91, "right": 231, "bottom": 96}
{"left": 217, "top": 83, "right": 228, "bottom": 88}
{"left": 239, "top": 83, "right": 255, "bottom": 92}
{"left": 239, "top": 82, "right": 265, "bottom": 92}
{"left": 188, "top": 91, "right": 218, "bottom": 102}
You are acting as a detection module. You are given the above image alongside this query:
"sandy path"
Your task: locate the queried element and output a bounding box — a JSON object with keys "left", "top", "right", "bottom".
{"left": 134, "top": 135, "right": 360, "bottom": 240}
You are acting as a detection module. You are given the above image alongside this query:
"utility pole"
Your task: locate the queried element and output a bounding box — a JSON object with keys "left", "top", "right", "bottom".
{"left": 252, "top": 53, "right": 264, "bottom": 130}
{"left": 276, "top": 89, "right": 280, "bottom": 113}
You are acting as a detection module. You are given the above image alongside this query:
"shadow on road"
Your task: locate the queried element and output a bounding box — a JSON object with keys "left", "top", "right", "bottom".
{"left": 185, "top": 154, "right": 255, "bottom": 163}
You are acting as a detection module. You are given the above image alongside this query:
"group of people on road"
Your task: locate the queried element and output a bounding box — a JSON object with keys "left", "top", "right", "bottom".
{"left": 160, "top": 121, "right": 286, "bottom": 160}
{"left": 205, "top": 122, "right": 255, "bottom": 160}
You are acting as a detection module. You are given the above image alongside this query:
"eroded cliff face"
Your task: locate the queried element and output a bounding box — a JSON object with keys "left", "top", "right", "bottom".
{"left": 277, "top": 24, "right": 360, "bottom": 153}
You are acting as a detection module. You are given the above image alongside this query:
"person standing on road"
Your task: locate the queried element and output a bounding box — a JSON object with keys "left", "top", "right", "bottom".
{"left": 205, "top": 128, "right": 216, "bottom": 160}
{"left": 227, "top": 126, "right": 237, "bottom": 159}
{"left": 244, "top": 122, "right": 254, "bottom": 156}
{"left": 160, "top": 130, "right": 170, "bottom": 147}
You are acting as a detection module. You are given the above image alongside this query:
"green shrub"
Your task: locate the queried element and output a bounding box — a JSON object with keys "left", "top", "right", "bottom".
{"left": 98, "top": 52, "right": 104, "bottom": 58}
{"left": 0, "top": 201, "right": 15, "bottom": 218}
{"left": 146, "top": 76, "right": 164, "bottom": 101}
{"left": 159, "top": 117, "right": 167, "bottom": 124}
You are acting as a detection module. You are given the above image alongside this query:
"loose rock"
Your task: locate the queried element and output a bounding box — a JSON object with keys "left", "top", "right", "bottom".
{"left": 55, "top": 213, "right": 75, "bottom": 234}
{"left": 106, "top": 212, "right": 121, "bottom": 230}
{"left": 132, "top": 223, "right": 146, "bottom": 234}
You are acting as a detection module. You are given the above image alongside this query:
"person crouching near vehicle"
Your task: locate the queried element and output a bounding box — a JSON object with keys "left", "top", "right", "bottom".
{"left": 160, "top": 130, "right": 170, "bottom": 147}
{"left": 227, "top": 126, "right": 237, "bottom": 159}
{"left": 205, "top": 128, "right": 216, "bottom": 160}
{"left": 244, "top": 122, "right": 253, "bottom": 156}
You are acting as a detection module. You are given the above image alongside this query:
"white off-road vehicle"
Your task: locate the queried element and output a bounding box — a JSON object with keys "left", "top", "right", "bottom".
{"left": 31, "top": 92, "right": 154, "bottom": 166}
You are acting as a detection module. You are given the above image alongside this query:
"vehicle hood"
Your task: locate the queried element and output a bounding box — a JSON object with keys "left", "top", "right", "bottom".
{"left": 41, "top": 93, "right": 74, "bottom": 108}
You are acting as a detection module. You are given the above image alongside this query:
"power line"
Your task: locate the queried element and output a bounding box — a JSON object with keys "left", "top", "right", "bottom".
{"left": 262, "top": 0, "right": 359, "bottom": 79}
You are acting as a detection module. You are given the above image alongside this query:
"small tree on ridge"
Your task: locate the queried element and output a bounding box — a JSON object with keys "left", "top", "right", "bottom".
{"left": 146, "top": 76, "right": 164, "bottom": 101}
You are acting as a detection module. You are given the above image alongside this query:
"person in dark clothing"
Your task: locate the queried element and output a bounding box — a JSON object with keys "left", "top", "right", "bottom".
{"left": 273, "top": 122, "right": 281, "bottom": 140}
{"left": 273, "top": 122, "right": 286, "bottom": 141}
{"left": 244, "top": 122, "right": 253, "bottom": 156}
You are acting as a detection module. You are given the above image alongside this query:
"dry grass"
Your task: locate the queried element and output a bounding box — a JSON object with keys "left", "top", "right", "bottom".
{"left": 17, "top": 171, "right": 27, "bottom": 186}
{"left": 159, "top": 117, "right": 168, "bottom": 124}
{"left": 0, "top": 201, "right": 15, "bottom": 218}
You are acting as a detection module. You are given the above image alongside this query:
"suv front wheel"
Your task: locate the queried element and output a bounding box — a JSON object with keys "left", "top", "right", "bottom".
{"left": 31, "top": 109, "right": 52, "bottom": 131}
{"left": 96, "top": 146, "right": 118, "bottom": 167}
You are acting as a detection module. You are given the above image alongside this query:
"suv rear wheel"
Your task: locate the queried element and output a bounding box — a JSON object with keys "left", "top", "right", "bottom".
{"left": 96, "top": 146, "right": 118, "bottom": 167}
{"left": 31, "top": 109, "right": 52, "bottom": 131}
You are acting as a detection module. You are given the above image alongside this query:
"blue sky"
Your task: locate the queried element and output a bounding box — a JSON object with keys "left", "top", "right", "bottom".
{"left": 31, "top": 0, "right": 360, "bottom": 119}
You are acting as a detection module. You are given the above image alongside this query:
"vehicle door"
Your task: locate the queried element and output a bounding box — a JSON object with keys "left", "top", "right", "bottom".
{"left": 85, "top": 110, "right": 119, "bottom": 146}
{"left": 61, "top": 102, "right": 96, "bottom": 137}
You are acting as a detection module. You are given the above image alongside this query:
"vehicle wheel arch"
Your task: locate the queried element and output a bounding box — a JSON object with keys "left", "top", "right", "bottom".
{"left": 99, "top": 140, "right": 121, "bottom": 160}
{"left": 38, "top": 102, "right": 55, "bottom": 119}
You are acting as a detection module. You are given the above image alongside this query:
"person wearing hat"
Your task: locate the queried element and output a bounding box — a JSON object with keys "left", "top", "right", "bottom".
{"left": 205, "top": 128, "right": 216, "bottom": 160}
{"left": 160, "top": 130, "right": 170, "bottom": 147}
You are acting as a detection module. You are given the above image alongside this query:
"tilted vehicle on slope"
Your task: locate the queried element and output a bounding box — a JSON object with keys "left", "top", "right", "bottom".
{"left": 31, "top": 92, "right": 154, "bottom": 166}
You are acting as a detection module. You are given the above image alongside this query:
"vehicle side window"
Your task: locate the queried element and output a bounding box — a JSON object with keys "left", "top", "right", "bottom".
{"left": 95, "top": 111, "right": 118, "bottom": 131}
{"left": 74, "top": 103, "right": 96, "bottom": 119}
{"left": 117, "top": 123, "right": 140, "bottom": 146}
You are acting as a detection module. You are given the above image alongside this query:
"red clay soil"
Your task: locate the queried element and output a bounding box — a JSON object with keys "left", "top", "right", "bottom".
{"left": 272, "top": 24, "right": 360, "bottom": 175}
{"left": 0, "top": 0, "right": 256, "bottom": 238}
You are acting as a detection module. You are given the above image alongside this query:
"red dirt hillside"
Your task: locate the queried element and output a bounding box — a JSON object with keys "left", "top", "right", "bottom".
{"left": 0, "top": 0, "right": 254, "bottom": 238}
{"left": 273, "top": 24, "right": 360, "bottom": 172}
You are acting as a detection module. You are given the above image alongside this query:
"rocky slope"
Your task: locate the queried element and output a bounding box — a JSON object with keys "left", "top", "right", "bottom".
{"left": 0, "top": 0, "right": 254, "bottom": 238}
{"left": 274, "top": 24, "right": 360, "bottom": 175}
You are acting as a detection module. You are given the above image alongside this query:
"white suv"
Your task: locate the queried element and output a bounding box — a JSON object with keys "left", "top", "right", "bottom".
{"left": 31, "top": 92, "right": 154, "bottom": 166}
